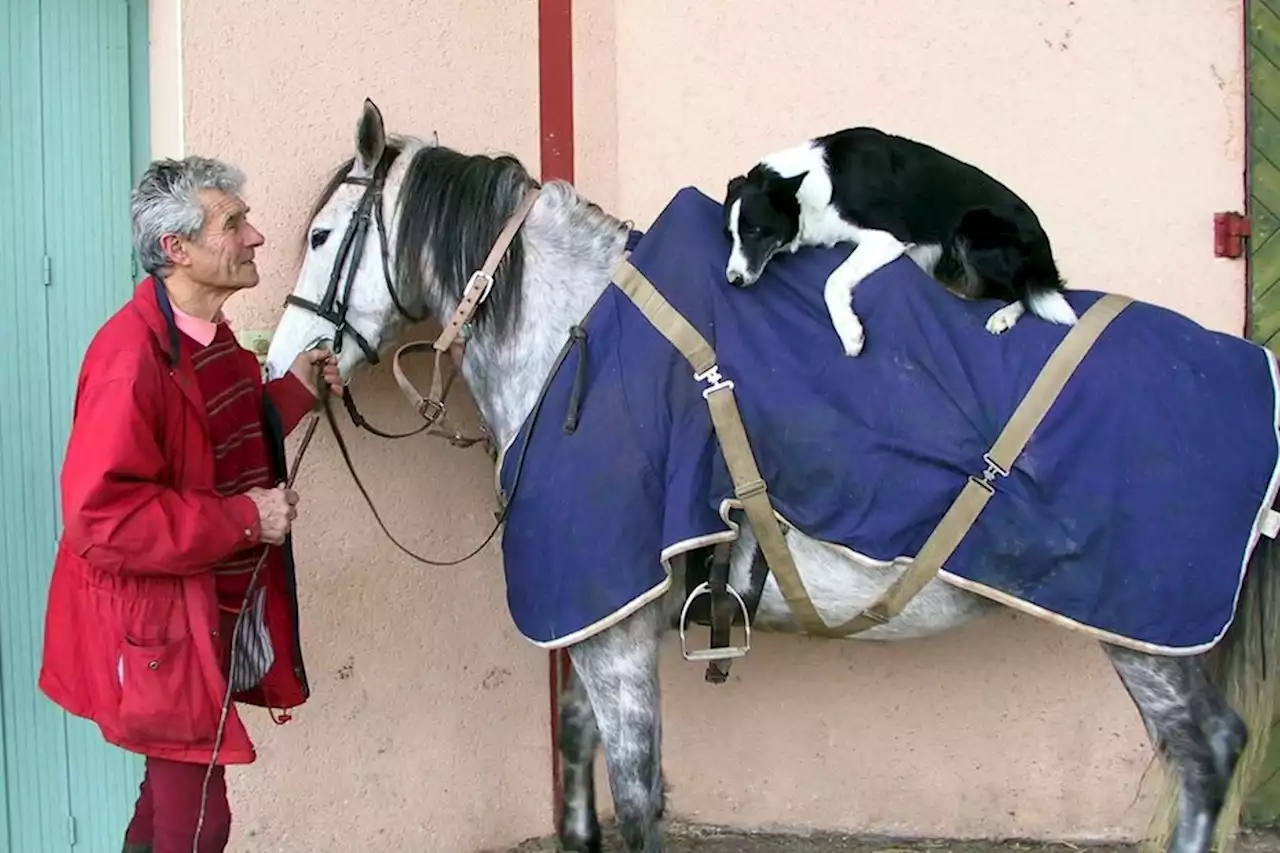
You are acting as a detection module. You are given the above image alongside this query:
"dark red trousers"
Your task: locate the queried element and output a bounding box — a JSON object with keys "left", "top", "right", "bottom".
{"left": 124, "top": 756, "right": 231, "bottom": 853}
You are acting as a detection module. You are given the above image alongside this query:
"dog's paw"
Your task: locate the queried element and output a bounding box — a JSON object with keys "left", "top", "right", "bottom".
{"left": 835, "top": 319, "right": 865, "bottom": 356}
{"left": 985, "top": 302, "right": 1025, "bottom": 335}
{"left": 985, "top": 314, "right": 1015, "bottom": 335}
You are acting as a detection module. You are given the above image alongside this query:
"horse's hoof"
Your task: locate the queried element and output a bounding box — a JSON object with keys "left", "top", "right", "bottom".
{"left": 559, "top": 821, "right": 602, "bottom": 853}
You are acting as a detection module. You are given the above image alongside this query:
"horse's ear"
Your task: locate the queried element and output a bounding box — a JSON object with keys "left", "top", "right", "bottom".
{"left": 356, "top": 98, "right": 386, "bottom": 172}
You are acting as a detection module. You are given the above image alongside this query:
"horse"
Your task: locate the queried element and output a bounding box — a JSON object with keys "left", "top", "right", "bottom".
{"left": 264, "top": 98, "right": 1280, "bottom": 853}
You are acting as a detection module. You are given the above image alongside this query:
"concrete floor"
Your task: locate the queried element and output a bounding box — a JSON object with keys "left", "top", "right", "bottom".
{"left": 485, "top": 821, "right": 1280, "bottom": 853}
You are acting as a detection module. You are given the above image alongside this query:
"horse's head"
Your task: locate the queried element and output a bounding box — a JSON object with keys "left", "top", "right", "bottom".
{"left": 265, "top": 98, "right": 431, "bottom": 382}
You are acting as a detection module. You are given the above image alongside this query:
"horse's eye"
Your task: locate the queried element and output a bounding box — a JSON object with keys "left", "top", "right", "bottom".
{"left": 309, "top": 229, "right": 331, "bottom": 250}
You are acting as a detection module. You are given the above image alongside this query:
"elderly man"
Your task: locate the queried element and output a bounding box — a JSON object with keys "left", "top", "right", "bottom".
{"left": 37, "top": 156, "right": 341, "bottom": 853}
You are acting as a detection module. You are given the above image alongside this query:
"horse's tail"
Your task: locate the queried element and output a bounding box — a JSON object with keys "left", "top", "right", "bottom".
{"left": 1211, "top": 532, "right": 1280, "bottom": 849}
{"left": 1145, "top": 532, "right": 1280, "bottom": 853}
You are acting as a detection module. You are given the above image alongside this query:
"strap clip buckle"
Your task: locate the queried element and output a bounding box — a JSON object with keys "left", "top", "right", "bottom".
{"left": 694, "top": 363, "right": 735, "bottom": 399}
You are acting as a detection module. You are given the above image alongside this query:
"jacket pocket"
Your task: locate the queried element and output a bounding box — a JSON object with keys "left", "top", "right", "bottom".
{"left": 117, "top": 633, "right": 220, "bottom": 745}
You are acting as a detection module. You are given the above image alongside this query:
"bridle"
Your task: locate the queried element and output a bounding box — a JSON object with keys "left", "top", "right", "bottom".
{"left": 284, "top": 146, "right": 476, "bottom": 446}
{"left": 284, "top": 145, "right": 410, "bottom": 367}
{"left": 281, "top": 142, "right": 543, "bottom": 566}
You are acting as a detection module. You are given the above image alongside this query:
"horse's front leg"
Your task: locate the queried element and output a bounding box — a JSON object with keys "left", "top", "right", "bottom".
{"left": 568, "top": 600, "right": 666, "bottom": 853}
{"left": 558, "top": 668, "right": 602, "bottom": 852}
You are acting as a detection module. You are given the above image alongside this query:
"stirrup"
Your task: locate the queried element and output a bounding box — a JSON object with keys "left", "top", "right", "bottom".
{"left": 678, "top": 581, "right": 751, "bottom": 662}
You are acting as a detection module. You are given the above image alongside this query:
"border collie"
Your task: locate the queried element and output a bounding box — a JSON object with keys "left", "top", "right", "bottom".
{"left": 722, "top": 127, "right": 1075, "bottom": 356}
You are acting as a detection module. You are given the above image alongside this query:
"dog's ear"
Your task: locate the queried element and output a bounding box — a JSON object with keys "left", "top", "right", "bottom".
{"left": 724, "top": 174, "right": 747, "bottom": 203}
{"left": 769, "top": 170, "right": 808, "bottom": 201}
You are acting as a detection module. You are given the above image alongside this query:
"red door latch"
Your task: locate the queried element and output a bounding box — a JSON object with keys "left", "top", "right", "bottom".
{"left": 1214, "top": 211, "right": 1251, "bottom": 259}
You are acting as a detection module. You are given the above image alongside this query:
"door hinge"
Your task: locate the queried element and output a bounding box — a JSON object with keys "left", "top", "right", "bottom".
{"left": 43, "top": 254, "right": 52, "bottom": 287}
{"left": 1214, "top": 211, "right": 1251, "bottom": 259}
{"left": 67, "top": 814, "right": 77, "bottom": 846}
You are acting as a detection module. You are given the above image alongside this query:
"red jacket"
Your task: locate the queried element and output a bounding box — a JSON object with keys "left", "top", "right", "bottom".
{"left": 39, "top": 276, "right": 318, "bottom": 766}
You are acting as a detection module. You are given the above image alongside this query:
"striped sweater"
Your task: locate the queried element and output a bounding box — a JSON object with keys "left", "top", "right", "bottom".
{"left": 181, "top": 322, "right": 279, "bottom": 616}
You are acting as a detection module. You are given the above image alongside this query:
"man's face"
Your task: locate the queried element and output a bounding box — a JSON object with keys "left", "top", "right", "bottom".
{"left": 171, "top": 188, "right": 266, "bottom": 290}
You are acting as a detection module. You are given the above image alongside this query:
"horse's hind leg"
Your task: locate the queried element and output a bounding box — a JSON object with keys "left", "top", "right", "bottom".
{"left": 568, "top": 601, "right": 666, "bottom": 853}
{"left": 1103, "top": 643, "right": 1247, "bottom": 853}
{"left": 558, "top": 670, "right": 602, "bottom": 852}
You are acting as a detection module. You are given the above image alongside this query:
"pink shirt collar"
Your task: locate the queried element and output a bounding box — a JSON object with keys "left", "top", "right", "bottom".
{"left": 170, "top": 303, "right": 225, "bottom": 348}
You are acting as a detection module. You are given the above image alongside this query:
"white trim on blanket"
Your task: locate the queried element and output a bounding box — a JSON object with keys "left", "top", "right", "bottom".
{"left": 492, "top": 345, "right": 1280, "bottom": 656}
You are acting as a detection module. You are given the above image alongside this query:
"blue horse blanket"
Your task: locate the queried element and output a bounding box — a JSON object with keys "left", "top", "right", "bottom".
{"left": 496, "top": 186, "right": 1280, "bottom": 654}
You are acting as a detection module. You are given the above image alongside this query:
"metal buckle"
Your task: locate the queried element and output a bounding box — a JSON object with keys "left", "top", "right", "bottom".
{"left": 466, "top": 270, "right": 496, "bottom": 305}
{"left": 981, "top": 453, "right": 1008, "bottom": 480}
{"left": 693, "top": 364, "right": 734, "bottom": 400}
{"left": 417, "top": 398, "right": 446, "bottom": 423}
{"left": 969, "top": 453, "right": 1008, "bottom": 495}
{"left": 678, "top": 581, "right": 751, "bottom": 662}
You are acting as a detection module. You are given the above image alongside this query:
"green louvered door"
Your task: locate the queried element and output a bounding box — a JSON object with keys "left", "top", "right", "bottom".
{"left": 1, "top": 0, "right": 149, "bottom": 850}
{"left": 42, "top": 0, "right": 152, "bottom": 849}
{"left": 0, "top": 0, "right": 68, "bottom": 848}
{"left": 1249, "top": 0, "right": 1280, "bottom": 828}
{"left": 1251, "top": 0, "right": 1280, "bottom": 352}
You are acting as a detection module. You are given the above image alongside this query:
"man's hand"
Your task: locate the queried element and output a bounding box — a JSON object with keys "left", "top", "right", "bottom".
{"left": 289, "top": 348, "right": 343, "bottom": 400}
{"left": 245, "top": 485, "right": 299, "bottom": 546}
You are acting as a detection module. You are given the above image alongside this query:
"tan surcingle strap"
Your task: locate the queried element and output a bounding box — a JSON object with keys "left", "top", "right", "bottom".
{"left": 614, "top": 256, "right": 1131, "bottom": 638}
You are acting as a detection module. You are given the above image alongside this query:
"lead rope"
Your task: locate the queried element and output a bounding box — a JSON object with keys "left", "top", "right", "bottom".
{"left": 190, "top": 391, "right": 326, "bottom": 853}
{"left": 189, "top": 319, "right": 582, "bottom": 848}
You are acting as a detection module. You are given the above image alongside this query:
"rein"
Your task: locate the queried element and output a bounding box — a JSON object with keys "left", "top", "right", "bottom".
{"left": 193, "top": 403, "right": 323, "bottom": 852}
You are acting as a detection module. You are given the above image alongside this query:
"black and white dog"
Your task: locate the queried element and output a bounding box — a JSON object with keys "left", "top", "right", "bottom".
{"left": 722, "top": 127, "right": 1075, "bottom": 356}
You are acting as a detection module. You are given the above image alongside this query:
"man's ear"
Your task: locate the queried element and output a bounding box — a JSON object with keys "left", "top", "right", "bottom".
{"left": 158, "top": 233, "right": 191, "bottom": 268}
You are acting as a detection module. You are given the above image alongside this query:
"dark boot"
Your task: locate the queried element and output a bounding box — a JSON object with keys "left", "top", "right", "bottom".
{"left": 122, "top": 844, "right": 152, "bottom": 853}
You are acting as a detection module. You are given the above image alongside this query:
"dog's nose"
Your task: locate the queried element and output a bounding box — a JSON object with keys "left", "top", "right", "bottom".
{"left": 726, "top": 268, "right": 741, "bottom": 284}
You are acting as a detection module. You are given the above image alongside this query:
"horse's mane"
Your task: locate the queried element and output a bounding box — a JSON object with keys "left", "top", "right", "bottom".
{"left": 299, "top": 138, "right": 536, "bottom": 339}
{"left": 394, "top": 145, "right": 537, "bottom": 339}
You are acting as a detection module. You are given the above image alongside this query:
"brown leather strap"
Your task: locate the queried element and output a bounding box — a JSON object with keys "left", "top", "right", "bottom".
{"left": 705, "top": 380, "right": 832, "bottom": 632}
{"left": 392, "top": 186, "right": 541, "bottom": 437}
{"left": 614, "top": 260, "right": 832, "bottom": 635}
{"left": 615, "top": 256, "right": 1131, "bottom": 637}
{"left": 387, "top": 339, "right": 489, "bottom": 446}
{"left": 829, "top": 292, "right": 1130, "bottom": 633}
{"left": 986, "top": 295, "right": 1130, "bottom": 473}
{"left": 434, "top": 186, "right": 542, "bottom": 355}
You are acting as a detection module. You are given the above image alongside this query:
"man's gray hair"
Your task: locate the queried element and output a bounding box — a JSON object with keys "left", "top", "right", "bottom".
{"left": 131, "top": 156, "right": 246, "bottom": 274}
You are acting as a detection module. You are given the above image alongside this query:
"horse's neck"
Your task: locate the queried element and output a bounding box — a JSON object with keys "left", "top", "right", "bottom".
{"left": 457, "top": 196, "right": 630, "bottom": 450}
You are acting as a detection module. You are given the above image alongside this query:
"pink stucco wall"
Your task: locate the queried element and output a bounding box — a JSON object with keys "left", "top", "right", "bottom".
{"left": 162, "top": 0, "right": 1248, "bottom": 848}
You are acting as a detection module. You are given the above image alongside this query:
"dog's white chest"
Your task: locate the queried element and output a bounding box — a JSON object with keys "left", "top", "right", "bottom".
{"left": 799, "top": 204, "right": 870, "bottom": 249}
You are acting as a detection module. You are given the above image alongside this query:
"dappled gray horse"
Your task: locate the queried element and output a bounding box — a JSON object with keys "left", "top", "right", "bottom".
{"left": 265, "top": 100, "right": 1280, "bottom": 853}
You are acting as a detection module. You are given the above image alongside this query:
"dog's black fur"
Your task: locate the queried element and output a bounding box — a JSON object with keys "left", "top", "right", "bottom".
{"left": 722, "top": 127, "right": 1073, "bottom": 333}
